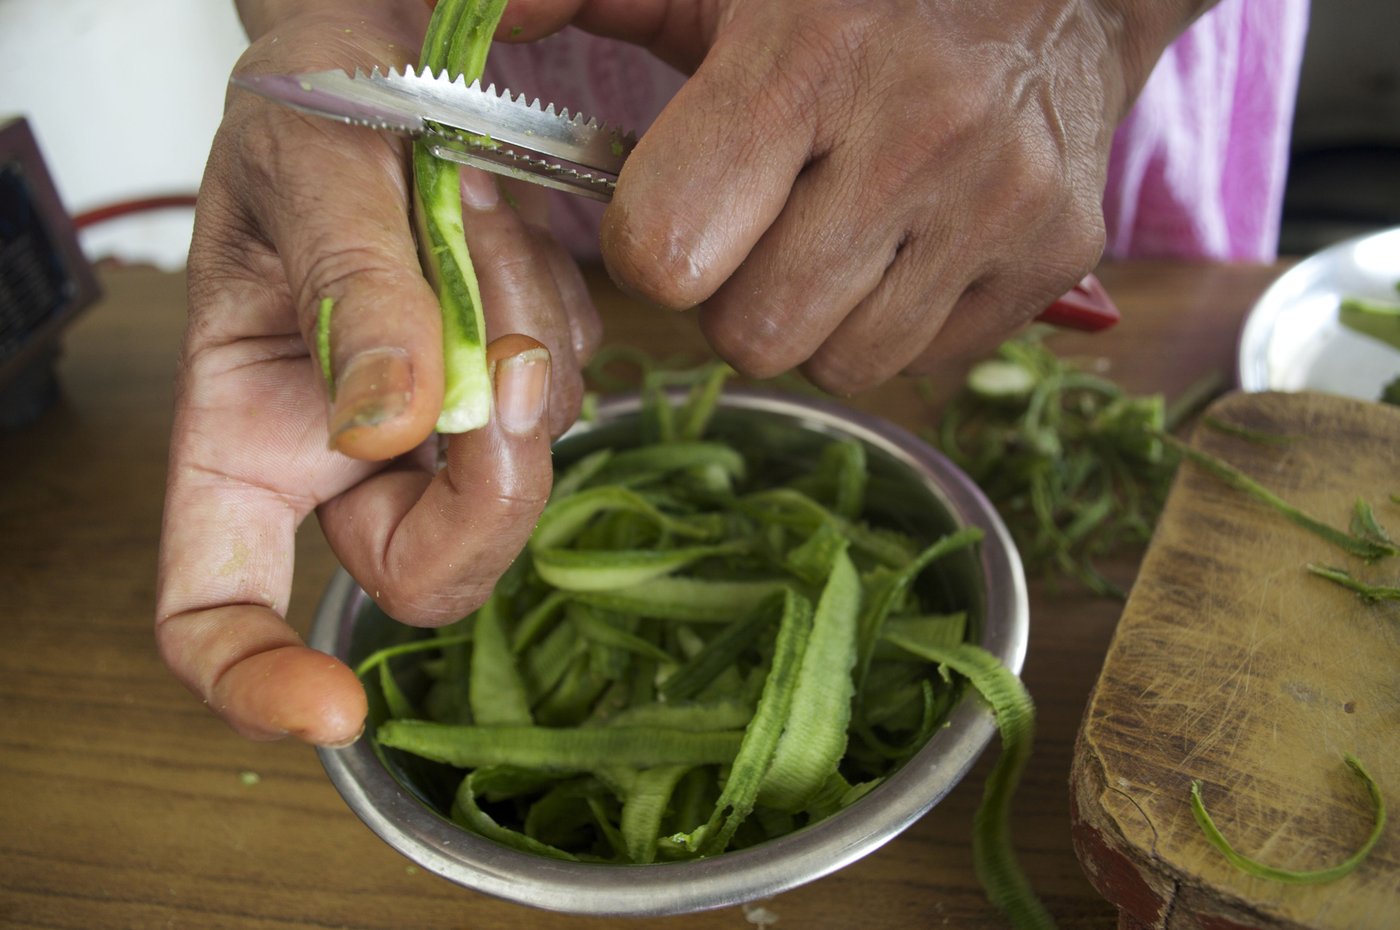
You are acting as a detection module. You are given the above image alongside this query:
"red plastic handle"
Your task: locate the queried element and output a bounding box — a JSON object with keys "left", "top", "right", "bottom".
{"left": 1034, "top": 273, "right": 1120, "bottom": 332}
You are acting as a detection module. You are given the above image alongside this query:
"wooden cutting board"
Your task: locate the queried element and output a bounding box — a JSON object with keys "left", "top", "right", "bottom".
{"left": 1071, "top": 391, "right": 1399, "bottom": 930}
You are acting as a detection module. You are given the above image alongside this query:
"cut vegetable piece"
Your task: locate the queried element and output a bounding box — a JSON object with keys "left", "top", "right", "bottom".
{"left": 882, "top": 635, "right": 1051, "bottom": 930}
{"left": 1191, "top": 753, "right": 1385, "bottom": 884}
{"left": 452, "top": 767, "right": 578, "bottom": 860}
{"left": 600, "top": 700, "right": 754, "bottom": 732}
{"left": 531, "top": 485, "right": 716, "bottom": 551}
{"left": 935, "top": 332, "right": 1193, "bottom": 598}
{"left": 469, "top": 594, "right": 532, "bottom": 725}
{"left": 588, "top": 442, "right": 746, "bottom": 488}
{"left": 355, "top": 631, "right": 472, "bottom": 679}
{"left": 854, "top": 527, "right": 984, "bottom": 699}
{"left": 378, "top": 658, "right": 415, "bottom": 720}
{"left": 660, "top": 593, "right": 789, "bottom": 703}
{"left": 967, "top": 359, "right": 1036, "bottom": 402}
{"left": 621, "top": 764, "right": 692, "bottom": 863}
{"left": 758, "top": 546, "right": 862, "bottom": 812}
{"left": 1339, "top": 295, "right": 1400, "bottom": 351}
{"left": 1164, "top": 434, "right": 1399, "bottom": 561}
{"left": 1305, "top": 564, "right": 1400, "bottom": 603}
{"left": 572, "top": 577, "right": 788, "bottom": 623}
{"left": 377, "top": 720, "right": 743, "bottom": 771}
{"left": 571, "top": 608, "right": 676, "bottom": 665}
{"left": 532, "top": 542, "right": 746, "bottom": 592}
{"left": 682, "top": 589, "right": 813, "bottom": 854}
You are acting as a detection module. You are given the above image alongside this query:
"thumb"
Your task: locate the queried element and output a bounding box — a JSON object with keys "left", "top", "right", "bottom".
{"left": 236, "top": 100, "right": 445, "bottom": 461}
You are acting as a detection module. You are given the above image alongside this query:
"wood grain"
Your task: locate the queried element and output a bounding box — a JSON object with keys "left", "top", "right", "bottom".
{"left": 0, "top": 261, "right": 1285, "bottom": 929}
{"left": 1073, "top": 392, "right": 1400, "bottom": 930}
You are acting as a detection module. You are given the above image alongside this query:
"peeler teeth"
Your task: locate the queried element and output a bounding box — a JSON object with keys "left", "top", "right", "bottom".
{"left": 428, "top": 140, "right": 617, "bottom": 202}
{"left": 371, "top": 66, "right": 637, "bottom": 175}
{"left": 233, "top": 65, "right": 637, "bottom": 201}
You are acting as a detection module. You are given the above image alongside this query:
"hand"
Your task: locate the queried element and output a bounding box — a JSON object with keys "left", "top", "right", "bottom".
{"left": 502, "top": 0, "right": 1199, "bottom": 393}
{"left": 155, "top": 1, "right": 600, "bottom": 746}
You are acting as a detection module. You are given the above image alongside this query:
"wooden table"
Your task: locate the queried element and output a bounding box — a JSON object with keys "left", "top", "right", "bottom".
{"left": 0, "top": 260, "right": 1287, "bottom": 929}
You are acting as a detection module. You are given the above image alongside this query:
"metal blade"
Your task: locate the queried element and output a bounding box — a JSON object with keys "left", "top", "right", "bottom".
{"left": 376, "top": 67, "right": 635, "bottom": 176}
{"left": 231, "top": 67, "right": 636, "bottom": 178}
{"left": 231, "top": 70, "right": 429, "bottom": 136}
{"left": 427, "top": 141, "right": 616, "bottom": 202}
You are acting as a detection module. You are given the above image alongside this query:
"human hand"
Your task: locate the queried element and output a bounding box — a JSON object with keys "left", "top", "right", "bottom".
{"left": 501, "top": 0, "right": 1199, "bottom": 393}
{"left": 155, "top": 0, "right": 600, "bottom": 746}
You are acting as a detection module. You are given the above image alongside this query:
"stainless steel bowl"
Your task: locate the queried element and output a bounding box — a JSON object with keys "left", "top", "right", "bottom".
{"left": 308, "top": 386, "right": 1028, "bottom": 917}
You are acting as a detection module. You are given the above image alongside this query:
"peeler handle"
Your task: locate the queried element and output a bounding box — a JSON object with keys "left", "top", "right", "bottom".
{"left": 1034, "top": 273, "right": 1120, "bottom": 332}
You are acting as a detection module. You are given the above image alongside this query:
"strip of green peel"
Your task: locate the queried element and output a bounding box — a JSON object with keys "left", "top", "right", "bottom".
{"left": 884, "top": 635, "right": 1053, "bottom": 930}
{"left": 1191, "top": 754, "right": 1385, "bottom": 884}
{"left": 414, "top": 0, "right": 509, "bottom": 433}
{"left": 316, "top": 296, "right": 335, "bottom": 396}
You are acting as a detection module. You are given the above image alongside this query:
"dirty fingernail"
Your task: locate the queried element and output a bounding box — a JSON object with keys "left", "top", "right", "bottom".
{"left": 493, "top": 347, "right": 550, "bottom": 436}
{"left": 328, "top": 347, "right": 413, "bottom": 446}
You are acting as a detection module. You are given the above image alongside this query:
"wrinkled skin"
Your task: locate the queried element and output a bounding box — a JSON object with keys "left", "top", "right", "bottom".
{"left": 502, "top": 0, "right": 1199, "bottom": 392}
{"left": 156, "top": 1, "right": 598, "bottom": 746}
{"left": 158, "top": 0, "right": 1202, "bottom": 746}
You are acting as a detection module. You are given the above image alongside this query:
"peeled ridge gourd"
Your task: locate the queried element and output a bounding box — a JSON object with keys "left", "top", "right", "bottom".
{"left": 414, "top": 0, "right": 509, "bottom": 433}
{"left": 756, "top": 546, "right": 862, "bottom": 811}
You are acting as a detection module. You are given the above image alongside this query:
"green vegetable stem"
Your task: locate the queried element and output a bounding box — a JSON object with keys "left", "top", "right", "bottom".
{"left": 414, "top": 0, "right": 509, "bottom": 432}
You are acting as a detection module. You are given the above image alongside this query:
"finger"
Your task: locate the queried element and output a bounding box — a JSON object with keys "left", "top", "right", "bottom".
{"left": 599, "top": 5, "right": 820, "bottom": 310}
{"left": 217, "top": 81, "right": 443, "bottom": 462}
{"left": 460, "top": 170, "right": 591, "bottom": 436}
{"left": 903, "top": 272, "right": 1079, "bottom": 374}
{"left": 157, "top": 605, "right": 367, "bottom": 746}
{"left": 696, "top": 149, "right": 909, "bottom": 383}
{"left": 263, "top": 123, "right": 442, "bottom": 460}
{"left": 215, "top": 10, "right": 441, "bottom": 461}
{"left": 318, "top": 335, "right": 555, "bottom": 627}
{"left": 155, "top": 356, "right": 373, "bottom": 745}
{"left": 537, "top": 224, "right": 603, "bottom": 379}
{"left": 796, "top": 233, "right": 968, "bottom": 394}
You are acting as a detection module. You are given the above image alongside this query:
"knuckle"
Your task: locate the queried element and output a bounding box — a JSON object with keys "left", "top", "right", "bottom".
{"left": 602, "top": 206, "right": 715, "bottom": 310}
{"left": 801, "top": 321, "right": 905, "bottom": 396}
{"left": 293, "top": 242, "right": 398, "bottom": 328}
{"left": 470, "top": 227, "right": 539, "bottom": 291}
{"left": 801, "top": 348, "right": 884, "bottom": 397}
{"left": 978, "top": 144, "right": 1066, "bottom": 231}
{"left": 699, "top": 307, "right": 796, "bottom": 380}
{"left": 1062, "top": 205, "right": 1108, "bottom": 269}
{"left": 377, "top": 582, "right": 493, "bottom": 628}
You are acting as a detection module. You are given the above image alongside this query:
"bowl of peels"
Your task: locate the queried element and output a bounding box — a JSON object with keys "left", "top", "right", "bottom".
{"left": 308, "top": 380, "right": 1029, "bottom": 916}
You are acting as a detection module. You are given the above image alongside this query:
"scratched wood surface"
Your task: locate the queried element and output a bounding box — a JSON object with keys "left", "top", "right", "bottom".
{"left": 1072, "top": 392, "right": 1400, "bottom": 930}
{"left": 0, "top": 261, "right": 1285, "bottom": 929}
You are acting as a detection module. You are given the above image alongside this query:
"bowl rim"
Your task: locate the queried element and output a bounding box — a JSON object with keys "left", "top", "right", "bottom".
{"left": 308, "top": 385, "right": 1029, "bottom": 917}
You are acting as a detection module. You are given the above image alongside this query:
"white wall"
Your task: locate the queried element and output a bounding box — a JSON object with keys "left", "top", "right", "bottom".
{"left": 0, "top": 0, "right": 248, "bottom": 269}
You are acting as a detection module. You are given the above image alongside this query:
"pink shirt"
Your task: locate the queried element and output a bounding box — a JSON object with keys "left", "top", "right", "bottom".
{"left": 484, "top": 0, "right": 1309, "bottom": 263}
